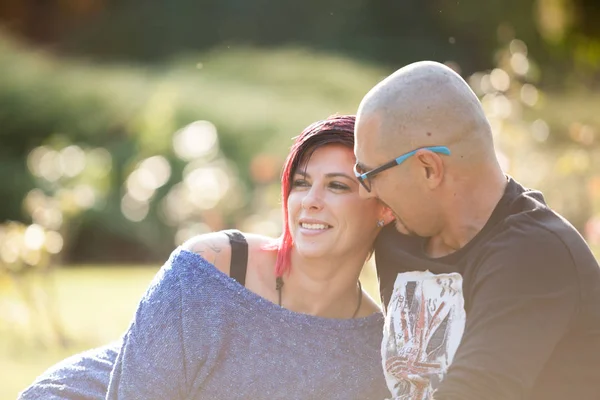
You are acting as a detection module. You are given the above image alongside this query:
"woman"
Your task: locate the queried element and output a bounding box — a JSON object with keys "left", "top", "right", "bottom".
{"left": 20, "top": 115, "right": 393, "bottom": 400}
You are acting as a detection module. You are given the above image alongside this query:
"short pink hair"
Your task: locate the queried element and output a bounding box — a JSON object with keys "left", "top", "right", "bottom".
{"left": 264, "top": 115, "right": 356, "bottom": 277}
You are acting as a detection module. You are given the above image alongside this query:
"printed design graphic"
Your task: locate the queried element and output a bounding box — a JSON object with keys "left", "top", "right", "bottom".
{"left": 382, "top": 271, "right": 466, "bottom": 400}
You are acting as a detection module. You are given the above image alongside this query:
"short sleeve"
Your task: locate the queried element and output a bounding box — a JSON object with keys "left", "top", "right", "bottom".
{"left": 435, "top": 231, "right": 579, "bottom": 399}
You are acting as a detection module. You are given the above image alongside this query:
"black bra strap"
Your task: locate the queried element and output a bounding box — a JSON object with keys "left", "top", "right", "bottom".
{"left": 223, "top": 230, "right": 249, "bottom": 286}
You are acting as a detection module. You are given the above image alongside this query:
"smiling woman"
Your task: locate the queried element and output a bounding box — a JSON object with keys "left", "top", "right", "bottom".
{"left": 288, "top": 144, "right": 382, "bottom": 266}
{"left": 19, "top": 115, "right": 393, "bottom": 400}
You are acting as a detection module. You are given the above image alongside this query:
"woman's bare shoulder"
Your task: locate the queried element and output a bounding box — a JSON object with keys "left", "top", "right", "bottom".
{"left": 244, "top": 232, "right": 278, "bottom": 265}
{"left": 181, "top": 231, "right": 233, "bottom": 275}
{"left": 181, "top": 231, "right": 276, "bottom": 277}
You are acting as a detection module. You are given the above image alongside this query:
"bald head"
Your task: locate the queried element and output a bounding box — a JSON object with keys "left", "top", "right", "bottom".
{"left": 356, "top": 61, "right": 496, "bottom": 165}
{"left": 355, "top": 62, "right": 508, "bottom": 248}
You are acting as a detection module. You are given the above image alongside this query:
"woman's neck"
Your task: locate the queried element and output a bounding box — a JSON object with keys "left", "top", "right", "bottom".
{"left": 280, "top": 251, "right": 365, "bottom": 319}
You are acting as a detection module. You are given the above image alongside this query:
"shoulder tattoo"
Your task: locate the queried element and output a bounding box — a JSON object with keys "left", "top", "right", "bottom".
{"left": 190, "top": 240, "right": 222, "bottom": 264}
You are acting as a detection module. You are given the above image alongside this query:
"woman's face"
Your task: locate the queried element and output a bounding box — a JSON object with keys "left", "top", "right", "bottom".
{"left": 287, "top": 144, "right": 384, "bottom": 261}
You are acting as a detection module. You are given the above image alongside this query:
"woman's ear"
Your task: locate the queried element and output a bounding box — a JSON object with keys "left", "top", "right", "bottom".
{"left": 379, "top": 206, "right": 395, "bottom": 226}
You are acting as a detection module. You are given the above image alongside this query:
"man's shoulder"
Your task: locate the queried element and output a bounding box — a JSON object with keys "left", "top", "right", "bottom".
{"left": 499, "top": 183, "right": 595, "bottom": 269}
{"left": 476, "top": 188, "right": 600, "bottom": 310}
{"left": 452, "top": 177, "right": 590, "bottom": 265}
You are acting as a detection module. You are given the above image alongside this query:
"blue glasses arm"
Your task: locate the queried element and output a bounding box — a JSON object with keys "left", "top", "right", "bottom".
{"left": 394, "top": 146, "right": 451, "bottom": 164}
{"left": 427, "top": 146, "right": 451, "bottom": 155}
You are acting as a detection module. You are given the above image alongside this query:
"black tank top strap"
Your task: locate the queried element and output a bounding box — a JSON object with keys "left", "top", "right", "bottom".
{"left": 223, "top": 229, "right": 249, "bottom": 286}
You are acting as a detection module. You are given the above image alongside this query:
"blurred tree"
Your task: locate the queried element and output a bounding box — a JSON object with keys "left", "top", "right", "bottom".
{"left": 467, "top": 34, "right": 600, "bottom": 234}
{"left": 0, "top": 35, "right": 388, "bottom": 262}
{"left": 0, "top": 221, "right": 69, "bottom": 348}
{"left": 1, "top": 0, "right": 598, "bottom": 82}
{"left": 1, "top": 0, "right": 599, "bottom": 263}
{"left": 0, "top": 0, "right": 105, "bottom": 45}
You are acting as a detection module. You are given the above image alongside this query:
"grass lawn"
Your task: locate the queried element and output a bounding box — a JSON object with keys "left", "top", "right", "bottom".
{"left": 3, "top": 248, "right": 597, "bottom": 399}
{"left": 0, "top": 263, "right": 380, "bottom": 399}
{"left": 0, "top": 266, "right": 159, "bottom": 399}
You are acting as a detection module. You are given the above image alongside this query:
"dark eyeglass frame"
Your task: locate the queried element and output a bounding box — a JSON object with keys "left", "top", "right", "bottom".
{"left": 353, "top": 145, "right": 451, "bottom": 192}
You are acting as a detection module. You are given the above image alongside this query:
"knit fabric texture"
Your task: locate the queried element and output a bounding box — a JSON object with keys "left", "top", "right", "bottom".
{"left": 20, "top": 248, "right": 390, "bottom": 400}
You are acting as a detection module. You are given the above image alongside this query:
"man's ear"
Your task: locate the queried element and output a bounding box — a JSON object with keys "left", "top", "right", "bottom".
{"left": 415, "top": 150, "right": 444, "bottom": 189}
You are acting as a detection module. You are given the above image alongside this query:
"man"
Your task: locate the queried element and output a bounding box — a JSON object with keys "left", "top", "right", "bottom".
{"left": 354, "top": 61, "right": 600, "bottom": 400}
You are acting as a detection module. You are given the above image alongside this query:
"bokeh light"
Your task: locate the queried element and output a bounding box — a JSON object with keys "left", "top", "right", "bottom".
{"left": 490, "top": 68, "right": 511, "bottom": 92}
{"left": 173, "top": 120, "right": 219, "bottom": 161}
{"left": 531, "top": 119, "right": 550, "bottom": 142}
{"left": 59, "top": 145, "right": 86, "bottom": 178}
{"left": 509, "top": 39, "right": 528, "bottom": 56}
{"left": 121, "top": 193, "right": 149, "bottom": 222}
{"left": 174, "top": 222, "right": 211, "bottom": 245}
{"left": 184, "top": 165, "right": 230, "bottom": 210}
{"left": 520, "top": 84, "right": 539, "bottom": 106}
{"left": 510, "top": 53, "right": 530, "bottom": 76}
{"left": 138, "top": 156, "right": 171, "bottom": 188}
{"left": 44, "top": 231, "right": 64, "bottom": 254}
{"left": 125, "top": 169, "right": 157, "bottom": 202}
{"left": 24, "top": 224, "right": 46, "bottom": 251}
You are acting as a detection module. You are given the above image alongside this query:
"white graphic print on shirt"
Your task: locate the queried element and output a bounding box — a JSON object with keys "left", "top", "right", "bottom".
{"left": 382, "top": 271, "right": 466, "bottom": 400}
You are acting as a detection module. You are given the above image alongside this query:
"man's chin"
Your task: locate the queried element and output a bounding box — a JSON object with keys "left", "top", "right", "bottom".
{"left": 393, "top": 220, "right": 412, "bottom": 236}
{"left": 394, "top": 219, "right": 409, "bottom": 235}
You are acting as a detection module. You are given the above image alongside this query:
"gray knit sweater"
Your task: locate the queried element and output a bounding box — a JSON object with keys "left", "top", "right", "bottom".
{"left": 20, "top": 248, "right": 390, "bottom": 399}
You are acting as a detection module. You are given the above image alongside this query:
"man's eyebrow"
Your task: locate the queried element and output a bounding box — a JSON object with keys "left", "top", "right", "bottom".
{"left": 355, "top": 161, "right": 372, "bottom": 172}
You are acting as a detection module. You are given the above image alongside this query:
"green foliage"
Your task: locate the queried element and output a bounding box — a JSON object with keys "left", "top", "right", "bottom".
{"left": 1, "top": 31, "right": 599, "bottom": 261}
{"left": 32, "top": 0, "right": 594, "bottom": 86}
{"left": 0, "top": 34, "right": 387, "bottom": 261}
{"left": 63, "top": 0, "right": 456, "bottom": 67}
{"left": 467, "top": 37, "right": 600, "bottom": 234}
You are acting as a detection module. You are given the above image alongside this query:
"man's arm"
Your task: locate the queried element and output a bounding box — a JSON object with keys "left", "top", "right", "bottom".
{"left": 434, "top": 230, "right": 579, "bottom": 399}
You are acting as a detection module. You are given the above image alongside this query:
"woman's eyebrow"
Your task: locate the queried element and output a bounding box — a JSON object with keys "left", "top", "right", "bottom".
{"left": 325, "top": 173, "right": 355, "bottom": 180}
{"left": 294, "top": 171, "right": 355, "bottom": 180}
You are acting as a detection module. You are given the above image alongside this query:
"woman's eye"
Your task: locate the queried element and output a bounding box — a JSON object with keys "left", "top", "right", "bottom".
{"left": 330, "top": 182, "right": 350, "bottom": 191}
{"left": 292, "top": 179, "right": 309, "bottom": 188}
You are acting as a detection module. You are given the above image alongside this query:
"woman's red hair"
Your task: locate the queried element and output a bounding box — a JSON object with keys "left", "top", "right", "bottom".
{"left": 264, "top": 115, "right": 356, "bottom": 277}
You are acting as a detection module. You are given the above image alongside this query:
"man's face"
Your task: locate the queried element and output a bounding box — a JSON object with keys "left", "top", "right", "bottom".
{"left": 354, "top": 115, "right": 421, "bottom": 236}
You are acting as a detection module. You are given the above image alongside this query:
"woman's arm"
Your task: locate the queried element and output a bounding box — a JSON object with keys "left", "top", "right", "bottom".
{"left": 105, "top": 253, "right": 191, "bottom": 400}
{"left": 18, "top": 342, "right": 119, "bottom": 400}
{"left": 106, "top": 232, "right": 239, "bottom": 400}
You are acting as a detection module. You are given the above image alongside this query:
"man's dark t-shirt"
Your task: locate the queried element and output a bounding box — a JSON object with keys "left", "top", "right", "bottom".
{"left": 375, "top": 176, "right": 600, "bottom": 400}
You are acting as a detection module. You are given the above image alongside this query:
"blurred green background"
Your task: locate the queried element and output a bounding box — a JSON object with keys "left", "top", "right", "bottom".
{"left": 1, "top": 0, "right": 600, "bottom": 397}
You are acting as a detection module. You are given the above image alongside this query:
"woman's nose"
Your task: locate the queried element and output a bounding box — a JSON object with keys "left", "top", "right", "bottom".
{"left": 301, "top": 187, "right": 324, "bottom": 210}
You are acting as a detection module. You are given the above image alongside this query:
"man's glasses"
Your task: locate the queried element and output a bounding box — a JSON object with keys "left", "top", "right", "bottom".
{"left": 353, "top": 146, "right": 451, "bottom": 192}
